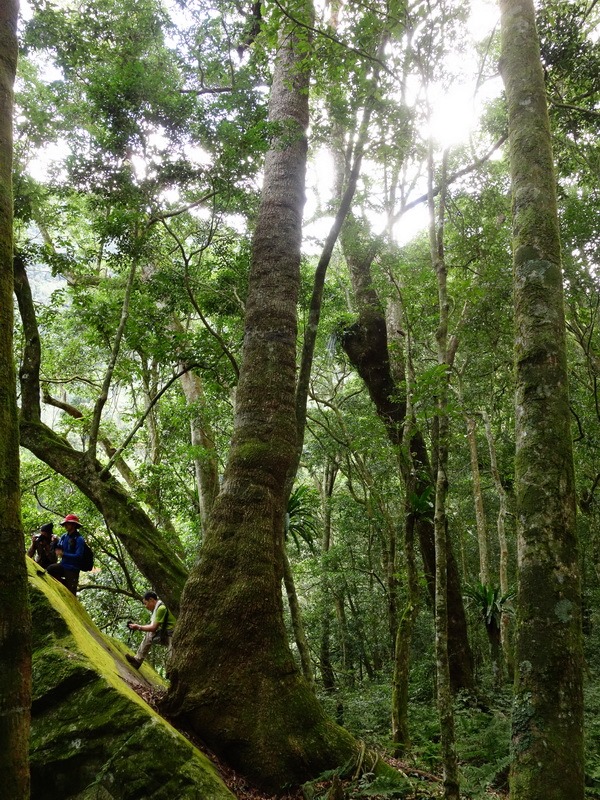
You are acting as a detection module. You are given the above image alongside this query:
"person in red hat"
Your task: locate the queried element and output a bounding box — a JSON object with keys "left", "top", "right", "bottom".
{"left": 47, "top": 514, "right": 86, "bottom": 595}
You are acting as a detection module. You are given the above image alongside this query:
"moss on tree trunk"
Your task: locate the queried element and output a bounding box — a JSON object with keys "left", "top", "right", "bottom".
{"left": 164, "top": 10, "right": 379, "bottom": 792}
{"left": 0, "top": 2, "right": 31, "bottom": 796}
{"left": 499, "top": 1, "right": 584, "bottom": 797}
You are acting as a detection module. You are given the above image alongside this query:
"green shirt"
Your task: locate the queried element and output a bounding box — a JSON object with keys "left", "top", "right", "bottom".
{"left": 152, "top": 601, "right": 176, "bottom": 632}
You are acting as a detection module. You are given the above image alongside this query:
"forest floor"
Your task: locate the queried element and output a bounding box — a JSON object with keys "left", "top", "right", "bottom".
{"left": 136, "top": 683, "right": 508, "bottom": 800}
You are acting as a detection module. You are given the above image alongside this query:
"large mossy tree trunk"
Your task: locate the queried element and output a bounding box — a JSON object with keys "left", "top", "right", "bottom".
{"left": 164, "top": 12, "right": 362, "bottom": 792}
{"left": 499, "top": 1, "right": 584, "bottom": 797}
{"left": 0, "top": 2, "right": 31, "bottom": 796}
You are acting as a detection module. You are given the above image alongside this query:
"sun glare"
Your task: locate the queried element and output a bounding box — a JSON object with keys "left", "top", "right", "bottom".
{"left": 427, "top": 83, "right": 479, "bottom": 147}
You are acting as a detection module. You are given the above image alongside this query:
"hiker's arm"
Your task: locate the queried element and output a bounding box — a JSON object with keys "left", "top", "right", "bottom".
{"left": 130, "top": 620, "right": 159, "bottom": 632}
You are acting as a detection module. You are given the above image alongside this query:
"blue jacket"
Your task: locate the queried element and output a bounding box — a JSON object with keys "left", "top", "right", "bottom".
{"left": 57, "top": 532, "right": 85, "bottom": 572}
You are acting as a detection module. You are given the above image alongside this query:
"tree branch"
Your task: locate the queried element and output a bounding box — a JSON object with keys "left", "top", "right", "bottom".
{"left": 159, "top": 211, "right": 241, "bottom": 380}
{"left": 147, "top": 191, "right": 218, "bottom": 227}
{"left": 392, "top": 134, "right": 508, "bottom": 223}
{"left": 549, "top": 98, "right": 600, "bottom": 119}
{"left": 88, "top": 257, "right": 138, "bottom": 460}
{"left": 271, "top": 0, "right": 396, "bottom": 76}
{"left": 99, "top": 363, "right": 202, "bottom": 477}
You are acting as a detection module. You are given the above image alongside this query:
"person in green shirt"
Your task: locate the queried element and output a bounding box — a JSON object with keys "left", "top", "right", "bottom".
{"left": 126, "top": 591, "right": 176, "bottom": 669}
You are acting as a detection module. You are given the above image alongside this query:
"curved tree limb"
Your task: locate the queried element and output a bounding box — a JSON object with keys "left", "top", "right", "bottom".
{"left": 14, "top": 254, "right": 188, "bottom": 614}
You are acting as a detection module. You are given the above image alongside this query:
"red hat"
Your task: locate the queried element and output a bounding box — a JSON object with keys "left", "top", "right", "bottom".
{"left": 60, "top": 514, "right": 82, "bottom": 527}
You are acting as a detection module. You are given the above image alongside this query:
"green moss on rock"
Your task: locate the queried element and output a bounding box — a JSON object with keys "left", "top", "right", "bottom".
{"left": 27, "top": 558, "right": 234, "bottom": 800}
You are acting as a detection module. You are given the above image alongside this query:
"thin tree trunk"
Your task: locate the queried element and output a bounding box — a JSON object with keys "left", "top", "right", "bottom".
{"left": 139, "top": 356, "right": 183, "bottom": 542}
{"left": 171, "top": 317, "right": 220, "bottom": 530}
{"left": 334, "top": 592, "right": 353, "bottom": 680}
{"left": 499, "top": 1, "right": 584, "bottom": 797}
{"left": 382, "top": 522, "right": 399, "bottom": 649}
{"left": 391, "top": 323, "right": 419, "bottom": 756}
{"left": 345, "top": 589, "right": 375, "bottom": 681}
{"left": 179, "top": 368, "right": 220, "bottom": 531}
{"left": 391, "top": 505, "right": 419, "bottom": 755}
{"left": 318, "top": 459, "right": 344, "bottom": 720}
{"left": 482, "top": 409, "right": 513, "bottom": 676}
{"left": 88, "top": 256, "right": 138, "bottom": 461}
{"left": 466, "top": 414, "right": 489, "bottom": 586}
{"left": 283, "top": 546, "right": 315, "bottom": 686}
{"left": 318, "top": 458, "right": 337, "bottom": 686}
{"left": 429, "top": 146, "right": 460, "bottom": 800}
{"left": 0, "top": 2, "right": 31, "bottom": 796}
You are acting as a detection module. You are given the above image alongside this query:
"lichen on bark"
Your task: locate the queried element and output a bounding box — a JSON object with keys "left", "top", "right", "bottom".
{"left": 499, "top": 1, "right": 584, "bottom": 798}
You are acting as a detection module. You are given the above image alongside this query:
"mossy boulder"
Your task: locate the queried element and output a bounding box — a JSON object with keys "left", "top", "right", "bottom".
{"left": 27, "top": 558, "right": 235, "bottom": 800}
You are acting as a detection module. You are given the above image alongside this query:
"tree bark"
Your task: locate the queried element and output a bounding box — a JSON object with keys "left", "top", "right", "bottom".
{"left": 482, "top": 410, "right": 513, "bottom": 677}
{"left": 499, "top": 1, "right": 584, "bottom": 797}
{"left": 429, "top": 146, "right": 460, "bottom": 800}
{"left": 138, "top": 356, "right": 186, "bottom": 546}
{"left": 171, "top": 317, "right": 220, "bottom": 531}
{"left": 391, "top": 317, "right": 419, "bottom": 756}
{"left": 178, "top": 367, "right": 220, "bottom": 532}
{"left": 465, "top": 414, "right": 489, "bottom": 586}
{"left": 282, "top": 546, "right": 315, "bottom": 686}
{"left": 391, "top": 507, "right": 419, "bottom": 756}
{"left": 0, "top": 2, "right": 31, "bottom": 796}
{"left": 318, "top": 459, "right": 342, "bottom": 717}
{"left": 164, "top": 14, "right": 368, "bottom": 791}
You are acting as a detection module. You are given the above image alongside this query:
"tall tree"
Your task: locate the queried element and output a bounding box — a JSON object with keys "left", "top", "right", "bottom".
{"left": 499, "top": 1, "right": 584, "bottom": 797}
{"left": 427, "top": 146, "right": 459, "bottom": 800}
{"left": 164, "top": 8, "right": 366, "bottom": 791}
{"left": 0, "top": 1, "right": 31, "bottom": 796}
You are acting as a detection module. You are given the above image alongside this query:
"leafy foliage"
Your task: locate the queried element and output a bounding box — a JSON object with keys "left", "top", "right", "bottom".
{"left": 464, "top": 583, "right": 515, "bottom": 631}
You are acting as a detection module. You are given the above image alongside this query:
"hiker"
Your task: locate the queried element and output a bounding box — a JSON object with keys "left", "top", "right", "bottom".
{"left": 126, "top": 591, "right": 176, "bottom": 669}
{"left": 27, "top": 522, "right": 59, "bottom": 569}
{"left": 47, "top": 514, "right": 85, "bottom": 595}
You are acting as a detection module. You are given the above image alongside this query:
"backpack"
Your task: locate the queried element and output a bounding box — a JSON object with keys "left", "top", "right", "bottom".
{"left": 152, "top": 602, "right": 173, "bottom": 646}
{"left": 80, "top": 541, "right": 94, "bottom": 572}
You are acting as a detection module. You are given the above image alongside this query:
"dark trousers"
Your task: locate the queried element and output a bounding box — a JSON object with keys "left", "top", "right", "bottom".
{"left": 47, "top": 563, "right": 79, "bottom": 595}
